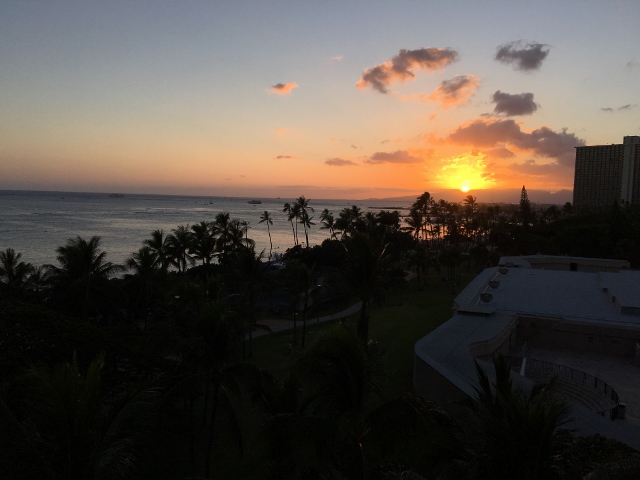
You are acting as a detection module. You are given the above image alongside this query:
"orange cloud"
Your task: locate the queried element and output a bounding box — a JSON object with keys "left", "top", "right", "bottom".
{"left": 427, "top": 74, "right": 480, "bottom": 108}
{"left": 275, "top": 155, "right": 296, "bottom": 160}
{"left": 356, "top": 47, "right": 458, "bottom": 94}
{"left": 271, "top": 82, "right": 299, "bottom": 95}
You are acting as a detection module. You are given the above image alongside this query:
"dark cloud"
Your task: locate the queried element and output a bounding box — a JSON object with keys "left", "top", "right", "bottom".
{"left": 428, "top": 74, "right": 480, "bottom": 107}
{"left": 271, "top": 82, "right": 299, "bottom": 94}
{"left": 601, "top": 104, "right": 637, "bottom": 112}
{"left": 365, "top": 150, "right": 422, "bottom": 164}
{"left": 448, "top": 118, "right": 585, "bottom": 165}
{"left": 356, "top": 47, "right": 459, "bottom": 94}
{"left": 325, "top": 158, "right": 357, "bottom": 167}
{"left": 492, "top": 91, "right": 538, "bottom": 116}
{"left": 627, "top": 59, "right": 640, "bottom": 69}
{"left": 485, "top": 147, "right": 515, "bottom": 158}
{"left": 448, "top": 118, "right": 523, "bottom": 147}
{"left": 351, "top": 144, "right": 358, "bottom": 149}
{"left": 495, "top": 41, "right": 550, "bottom": 71}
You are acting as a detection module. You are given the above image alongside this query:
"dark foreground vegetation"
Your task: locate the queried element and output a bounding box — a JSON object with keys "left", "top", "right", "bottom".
{"left": 1, "top": 191, "right": 640, "bottom": 479}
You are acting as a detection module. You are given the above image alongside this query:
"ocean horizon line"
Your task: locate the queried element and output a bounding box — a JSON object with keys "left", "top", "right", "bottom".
{"left": 0, "top": 187, "right": 574, "bottom": 205}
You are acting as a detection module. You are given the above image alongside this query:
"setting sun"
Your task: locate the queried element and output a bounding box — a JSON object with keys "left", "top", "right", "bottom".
{"left": 461, "top": 185, "right": 470, "bottom": 192}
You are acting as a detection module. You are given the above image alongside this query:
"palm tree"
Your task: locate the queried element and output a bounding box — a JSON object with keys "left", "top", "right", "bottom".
{"left": 224, "top": 246, "right": 268, "bottom": 359}
{"left": 295, "top": 196, "right": 314, "bottom": 247}
{"left": 320, "top": 208, "right": 338, "bottom": 240}
{"left": 48, "top": 236, "right": 123, "bottom": 319}
{"left": 404, "top": 210, "right": 426, "bottom": 287}
{"left": 342, "top": 232, "right": 389, "bottom": 341}
{"left": 166, "top": 301, "right": 251, "bottom": 477}
{"left": 126, "top": 246, "right": 160, "bottom": 329}
{"left": 0, "top": 248, "right": 33, "bottom": 287}
{"left": 283, "top": 202, "right": 297, "bottom": 246}
{"left": 0, "top": 353, "right": 163, "bottom": 480}
{"left": 336, "top": 205, "right": 363, "bottom": 237}
{"left": 214, "top": 212, "right": 233, "bottom": 258}
{"left": 463, "top": 194, "right": 477, "bottom": 216}
{"left": 258, "top": 210, "right": 274, "bottom": 260}
{"left": 143, "top": 229, "right": 171, "bottom": 272}
{"left": 167, "top": 225, "right": 194, "bottom": 274}
{"left": 25, "top": 265, "right": 50, "bottom": 294}
{"left": 228, "top": 219, "right": 255, "bottom": 253}
{"left": 459, "top": 355, "right": 572, "bottom": 480}
{"left": 190, "top": 221, "right": 217, "bottom": 268}
{"left": 294, "top": 324, "right": 446, "bottom": 480}
{"left": 291, "top": 202, "right": 302, "bottom": 245}
{"left": 300, "top": 210, "right": 315, "bottom": 248}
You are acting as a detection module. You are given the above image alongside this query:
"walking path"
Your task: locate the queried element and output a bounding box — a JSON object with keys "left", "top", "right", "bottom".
{"left": 251, "top": 301, "right": 363, "bottom": 339}
{"left": 250, "top": 270, "right": 415, "bottom": 339}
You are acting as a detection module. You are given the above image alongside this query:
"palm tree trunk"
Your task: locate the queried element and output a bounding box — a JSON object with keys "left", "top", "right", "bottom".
{"left": 357, "top": 300, "right": 369, "bottom": 341}
{"left": 302, "top": 287, "right": 309, "bottom": 348}
{"left": 290, "top": 220, "right": 296, "bottom": 246}
{"left": 204, "top": 384, "right": 220, "bottom": 478}
{"left": 267, "top": 225, "right": 272, "bottom": 260}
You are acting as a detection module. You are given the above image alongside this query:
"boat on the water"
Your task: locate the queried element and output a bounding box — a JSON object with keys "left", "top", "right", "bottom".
{"left": 247, "top": 200, "right": 262, "bottom": 204}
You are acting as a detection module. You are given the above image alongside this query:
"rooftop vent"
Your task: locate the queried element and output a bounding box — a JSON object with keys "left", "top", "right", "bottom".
{"left": 480, "top": 293, "right": 493, "bottom": 303}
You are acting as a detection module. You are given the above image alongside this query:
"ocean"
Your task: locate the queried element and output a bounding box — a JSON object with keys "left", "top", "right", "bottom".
{"left": 0, "top": 190, "right": 411, "bottom": 269}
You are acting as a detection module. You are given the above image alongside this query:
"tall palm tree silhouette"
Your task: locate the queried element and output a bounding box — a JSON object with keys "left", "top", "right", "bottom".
{"left": 282, "top": 202, "right": 297, "bottom": 246}
{"left": 167, "top": 225, "right": 193, "bottom": 274}
{"left": 295, "top": 196, "right": 314, "bottom": 248}
{"left": 143, "top": 229, "right": 172, "bottom": 272}
{"left": 258, "top": 210, "right": 274, "bottom": 260}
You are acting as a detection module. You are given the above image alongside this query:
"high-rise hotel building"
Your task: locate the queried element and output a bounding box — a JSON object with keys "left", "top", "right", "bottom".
{"left": 573, "top": 136, "right": 640, "bottom": 207}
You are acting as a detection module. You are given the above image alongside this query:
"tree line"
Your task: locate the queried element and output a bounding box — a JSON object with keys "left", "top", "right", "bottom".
{"left": 1, "top": 189, "right": 640, "bottom": 479}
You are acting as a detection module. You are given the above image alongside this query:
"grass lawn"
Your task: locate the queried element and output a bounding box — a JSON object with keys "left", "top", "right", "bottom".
{"left": 248, "top": 270, "right": 476, "bottom": 395}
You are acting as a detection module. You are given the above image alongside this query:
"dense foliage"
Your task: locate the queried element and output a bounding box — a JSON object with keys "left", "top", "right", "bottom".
{"left": 1, "top": 191, "right": 639, "bottom": 479}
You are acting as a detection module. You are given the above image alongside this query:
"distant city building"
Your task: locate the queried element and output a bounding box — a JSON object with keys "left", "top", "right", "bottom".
{"left": 573, "top": 136, "right": 640, "bottom": 207}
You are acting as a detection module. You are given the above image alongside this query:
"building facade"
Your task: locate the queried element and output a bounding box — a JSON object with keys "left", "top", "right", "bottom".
{"left": 573, "top": 136, "right": 640, "bottom": 207}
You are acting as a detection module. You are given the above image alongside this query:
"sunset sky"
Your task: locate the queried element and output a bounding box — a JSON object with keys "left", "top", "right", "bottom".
{"left": 1, "top": 1, "right": 639, "bottom": 200}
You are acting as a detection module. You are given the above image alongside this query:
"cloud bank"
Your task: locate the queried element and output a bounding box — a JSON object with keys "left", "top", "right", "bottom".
{"left": 495, "top": 41, "right": 550, "bottom": 71}
{"left": 357, "top": 47, "right": 459, "bottom": 94}
{"left": 492, "top": 91, "right": 538, "bottom": 116}
{"left": 271, "top": 82, "right": 299, "bottom": 95}
{"left": 447, "top": 118, "right": 585, "bottom": 165}
{"left": 428, "top": 74, "right": 480, "bottom": 108}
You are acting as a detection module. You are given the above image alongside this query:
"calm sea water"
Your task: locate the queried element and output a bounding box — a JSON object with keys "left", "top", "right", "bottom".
{"left": 0, "top": 190, "right": 410, "bottom": 268}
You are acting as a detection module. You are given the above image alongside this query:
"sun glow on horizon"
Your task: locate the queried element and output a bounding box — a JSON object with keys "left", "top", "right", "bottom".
{"left": 437, "top": 153, "right": 494, "bottom": 192}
